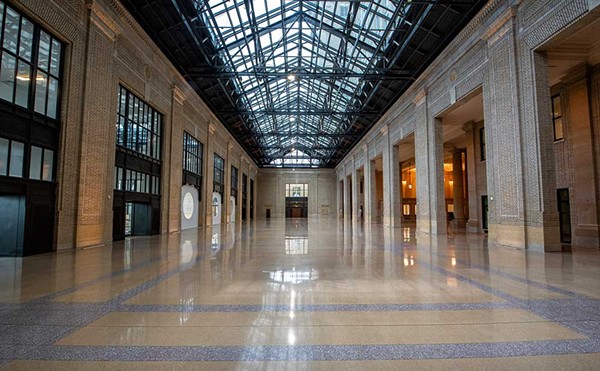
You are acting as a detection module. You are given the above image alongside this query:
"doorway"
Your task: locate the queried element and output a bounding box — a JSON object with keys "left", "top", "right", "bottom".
{"left": 286, "top": 183, "right": 308, "bottom": 218}
{"left": 481, "top": 195, "right": 488, "bottom": 233}
{"left": 557, "top": 188, "right": 572, "bottom": 244}
{"left": 212, "top": 192, "right": 222, "bottom": 225}
{"left": 286, "top": 197, "right": 308, "bottom": 218}
{"left": 0, "top": 195, "right": 26, "bottom": 256}
{"left": 125, "top": 202, "right": 152, "bottom": 236}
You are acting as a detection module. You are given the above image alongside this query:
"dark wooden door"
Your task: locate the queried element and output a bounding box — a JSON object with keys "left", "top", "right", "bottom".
{"left": 482, "top": 195, "right": 488, "bottom": 233}
{"left": 557, "top": 189, "right": 571, "bottom": 244}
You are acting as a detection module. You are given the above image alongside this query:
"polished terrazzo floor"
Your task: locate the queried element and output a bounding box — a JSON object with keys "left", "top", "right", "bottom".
{"left": 1, "top": 218, "right": 600, "bottom": 370}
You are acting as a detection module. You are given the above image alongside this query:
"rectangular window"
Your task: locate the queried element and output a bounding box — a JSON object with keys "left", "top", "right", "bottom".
{"left": 0, "top": 137, "right": 8, "bottom": 175}
{"left": 213, "top": 154, "right": 224, "bottom": 198}
{"left": 29, "top": 145, "right": 42, "bottom": 179}
{"left": 116, "top": 86, "right": 162, "bottom": 160}
{"left": 115, "top": 167, "right": 159, "bottom": 194}
{"left": 42, "top": 148, "right": 53, "bottom": 181}
{"left": 552, "top": 94, "right": 563, "bottom": 141}
{"left": 183, "top": 131, "right": 203, "bottom": 176}
{"left": 231, "top": 165, "right": 238, "bottom": 199}
{"left": 286, "top": 183, "right": 308, "bottom": 197}
{"left": 8, "top": 140, "right": 23, "bottom": 177}
{"left": 403, "top": 204, "right": 411, "bottom": 216}
{"left": 114, "top": 166, "right": 123, "bottom": 190}
{"left": 0, "top": 2, "right": 63, "bottom": 118}
{"left": 479, "top": 127, "right": 486, "bottom": 161}
{"left": 241, "top": 172, "right": 247, "bottom": 218}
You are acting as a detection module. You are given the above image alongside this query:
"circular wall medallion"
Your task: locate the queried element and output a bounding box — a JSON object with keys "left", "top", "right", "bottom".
{"left": 449, "top": 70, "right": 458, "bottom": 82}
{"left": 183, "top": 192, "right": 194, "bottom": 219}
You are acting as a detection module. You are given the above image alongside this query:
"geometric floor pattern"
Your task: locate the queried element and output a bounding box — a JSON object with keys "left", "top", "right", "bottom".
{"left": 1, "top": 218, "right": 599, "bottom": 370}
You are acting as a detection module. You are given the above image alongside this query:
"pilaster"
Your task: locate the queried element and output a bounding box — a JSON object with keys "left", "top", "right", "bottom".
{"left": 75, "top": 2, "right": 120, "bottom": 247}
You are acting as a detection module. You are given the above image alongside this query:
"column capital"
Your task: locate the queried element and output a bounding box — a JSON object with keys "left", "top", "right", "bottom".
{"left": 481, "top": 6, "right": 516, "bottom": 46}
{"left": 413, "top": 89, "right": 427, "bottom": 107}
{"left": 443, "top": 143, "right": 456, "bottom": 153}
{"left": 461, "top": 120, "right": 475, "bottom": 133}
{"left": 172, "top": 85, "right": 186, "bottom": 105}
{"left": 88, "top": 0, "right": 122, "bottom": 41}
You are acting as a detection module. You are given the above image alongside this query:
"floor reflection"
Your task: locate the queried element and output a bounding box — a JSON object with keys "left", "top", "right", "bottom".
{"left": 1, "top": 217, "right": 600, "bottom": 367}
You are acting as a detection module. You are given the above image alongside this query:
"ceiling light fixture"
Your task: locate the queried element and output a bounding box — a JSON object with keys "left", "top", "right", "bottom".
{"left": 287, "top": 74, "right": 297, "bottom": 82}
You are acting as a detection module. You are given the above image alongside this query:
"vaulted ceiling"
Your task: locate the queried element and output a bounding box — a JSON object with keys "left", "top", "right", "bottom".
{"left": 120, "top": 0, "right": 487, "bottom": 167}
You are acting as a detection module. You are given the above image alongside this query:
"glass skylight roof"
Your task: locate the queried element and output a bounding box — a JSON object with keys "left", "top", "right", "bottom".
{"left": 195, "top": 0, "right": 408, "bottom": 166}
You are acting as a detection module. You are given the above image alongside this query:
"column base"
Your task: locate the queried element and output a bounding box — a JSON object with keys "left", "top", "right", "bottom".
{"left": 466, "top": 219, "right": 479, "bottom": 233}
{"left": 450, "top": 218, "right": 468, "bottom": 232}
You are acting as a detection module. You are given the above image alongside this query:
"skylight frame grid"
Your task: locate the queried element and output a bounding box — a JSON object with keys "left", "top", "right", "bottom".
{"left": 195, "top": 0, "right": 410, "bottom": 166}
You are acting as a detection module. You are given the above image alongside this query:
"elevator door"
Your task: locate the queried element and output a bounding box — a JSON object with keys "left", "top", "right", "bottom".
{"left": 557, "top": 189, "right": 571, "bottom": 244}
{"left": 0, "top": 195, "right": 26, "bottom": 256}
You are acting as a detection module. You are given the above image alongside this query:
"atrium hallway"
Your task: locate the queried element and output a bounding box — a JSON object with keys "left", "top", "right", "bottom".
{"left": 1, "top": 218, "right": 599, "bottom": 369}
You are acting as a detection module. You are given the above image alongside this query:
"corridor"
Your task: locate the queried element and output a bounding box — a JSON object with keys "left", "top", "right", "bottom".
{"left": 1, "top": 219, "right": 599, "bottom": 369}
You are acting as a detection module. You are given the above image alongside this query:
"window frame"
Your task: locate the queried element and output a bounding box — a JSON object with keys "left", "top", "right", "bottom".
{"left": 182, "top": 131, "right": 203, "bottom": 176}
{"left": 28, "top": 144, "right": 54, "bottom": 181}
{"left": 479, "top": 127, "right": 486, "bottom": 161}
{"left": 230, "top": 165, "right": 238, "bottom": 200}
{"left": 114, "top": 165, "right": 160, "bottom": 195}
{"left": 286, "top": 183, "right": 308, "bottom": 198}
{"left": 551, "top": 94, "right": 564, "bottom": 142}
{"left": 0, "top": 1, "right": 64, "bottom": 120}
{"left": 116, "top": 85, "right": 163, "bottom": 161}
{"left": 213, "top": 153, "right": 225, "bottom": 198}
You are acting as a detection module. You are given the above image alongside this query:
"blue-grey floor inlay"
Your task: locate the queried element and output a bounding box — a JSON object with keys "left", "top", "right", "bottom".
{"left": 14, "top": 340, "right": 600, "bottom": 362}
{"left": 117, "top": 301, "right": 516, "bottom": 313}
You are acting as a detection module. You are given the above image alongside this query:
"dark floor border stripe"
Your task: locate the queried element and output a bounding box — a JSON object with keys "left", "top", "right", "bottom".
{"left": 117, "top": 302, "right": 516, "bottom": 313}
{"left": 16, "top": 339, "right": 600, "bottom": 362}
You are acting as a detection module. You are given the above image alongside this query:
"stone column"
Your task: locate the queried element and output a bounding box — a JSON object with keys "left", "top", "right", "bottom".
{"left": 223, "top": 142, "right": 232, "bottom": 224}
{"left": 276, "top": 172, "right": 284, "bottom": 218}
{"left": 337, "top": 171, "right": 343, "bottom": 219}
{"left": 237, "top": 157, "right": 247, "bottom": 222}
{"left": 451, "top": 149, "right": 466, "bottom": 230}
{"left": 351, "top": 156, "right": 360, "bottom": 222}
{"left": 363, "top": 145, "right": 375, "bottom": 224}
{"left": 252, "top": 169, "right": 258, "bottom": 220}
{"left": 343, "top": 167, "right": 350, "bottom": 220}
{"left": 483, "top": 9, "right": 526, "bottom": 247}
{"left": 383, "top": 126, "right": 401, "bottom": 227}
{"left": 463, "top": 123, "right": 480, "bottom": 233}
{"left": 246, "top": 163, "right": 252, "bottom": 221}
{"left": 430, "top": 117, "right": 447, "bottom": 235}
{"left": 415, "top": 90, "right": 446, "bottom": 235}
{"left": 563, "top": 71, "right": 599, "bottom": 246}
{"left": 204, "top": 124, "right": 215, "bottom": 226}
